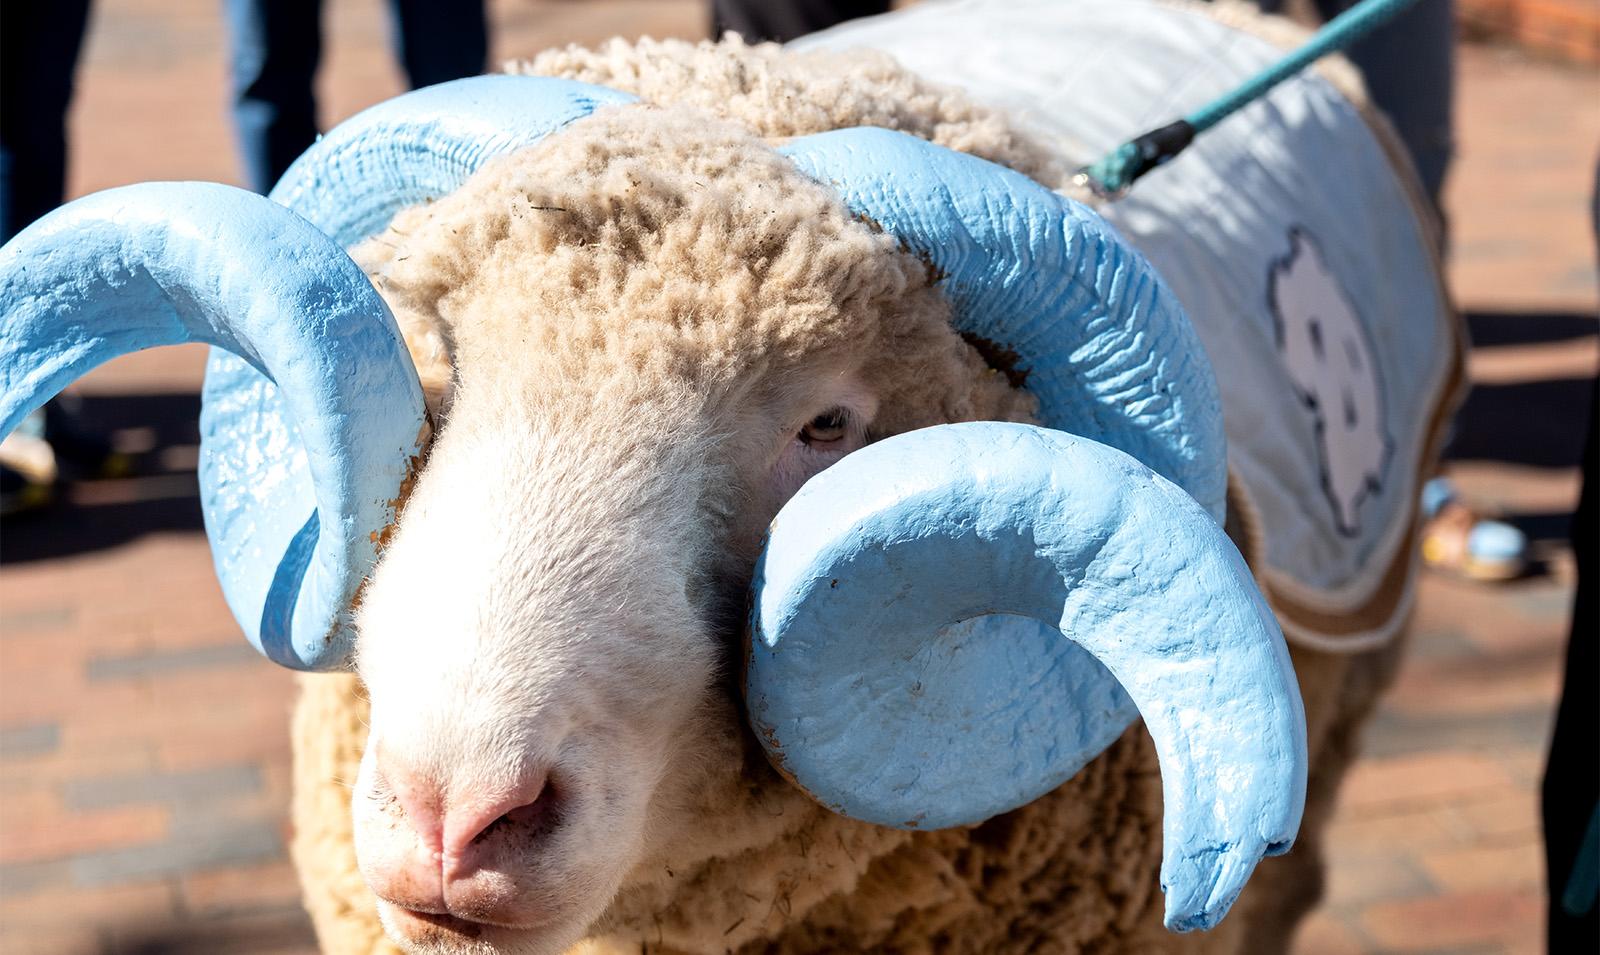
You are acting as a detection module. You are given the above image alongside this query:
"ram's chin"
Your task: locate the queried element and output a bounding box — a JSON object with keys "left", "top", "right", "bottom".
{"left": 377, "top": 899, "right": 599, "bottom": 955}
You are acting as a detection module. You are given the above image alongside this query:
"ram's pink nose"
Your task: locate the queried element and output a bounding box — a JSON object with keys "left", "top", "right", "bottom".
{"left": 369, "top": 751, "right": 550, "bottom": 912}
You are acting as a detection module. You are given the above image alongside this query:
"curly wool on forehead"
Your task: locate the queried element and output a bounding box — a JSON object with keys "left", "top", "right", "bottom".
{"left": 353, "top": 103, "right": 970, "bottom": 412}
{"left": 513, "top": 34, "right": 1064, "bottom": 187}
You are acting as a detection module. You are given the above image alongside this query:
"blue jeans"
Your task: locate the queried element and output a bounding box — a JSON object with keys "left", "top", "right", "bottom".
{"left": 224, "top": 0, "right": 487, "bottom": 194}
{"left": 0, "top": 0, "right": 93, "bottom": 242}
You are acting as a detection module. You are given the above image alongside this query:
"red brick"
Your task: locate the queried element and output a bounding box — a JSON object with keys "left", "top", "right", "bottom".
{"left": 1324, "top": 805, "right": 1458, "bottom": 855}
{"left": 156, "top": 719, "right": 294, "bottom": 774}
{"left": 0, "top": 879, "right": 175, "bottom": 925}
{"left": 1339, "top": 753, "right": 1519, "bottom": 812}
{"left": 1501, "top": 749, "right": 1553, "bottom": 789}
{"left": 0, "top": 804, "right": 169, "bottom": 864}
{"left": 1291, "top": 911, "right": 1368, "bottom": 955}
{"left": 1446, "top": 791, "right": 1543, "bottom": 843}
{"left": 1468, "top": 337, "right": 1600, "bottom": 385}
{"left": 1386, "top": 656, "right": 1563, "bottom": 719}
{"left": 180, "top": 859, "right": 305, "bottom": 916}
{"left": 1418, "top": 842, "right": 1545, "bottom": 894}
{"left": 0, "top": 788, "right": 61, "bottom": 831}
{"left": 0, "top": 922, "right": 103, "bottom": 955}
{"left": 1361, "top": 887, "right": 1543, "bottom": 951}
{"left": 1322, "top": 853, "right": 1434, "bottom": 908}
{"left": 1460, "top": 0, "right": 1600, "bottom": 65}
{"left": 60, "top": 693, "right": 290, "bottom": 750}
{"left": 0, "top": 670, "right": 92, "bottom": 724}
{"left": 97, "top": 909, "right": 319, "bottom": 955}
{"left": 0, "top": 745, "right": 156, "bottom": 789}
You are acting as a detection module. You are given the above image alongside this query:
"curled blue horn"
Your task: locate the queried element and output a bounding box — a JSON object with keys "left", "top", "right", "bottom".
{"left": 199, "top": 76, "right": 639, "bottom": 668}
{"left": 2, "top": 77, "right": 639, "bottom": 671}
{"left": 780, "top": 127, "right": 1226, "bottom": 519}
{"left": 748, "top": 423, "right": 1306, "bottom": 932}
{"left": 0, "top": 182, "right": 426, "bottom": 669}
{"left": 751, "top": 130, "right": 1302, "bottom": 933}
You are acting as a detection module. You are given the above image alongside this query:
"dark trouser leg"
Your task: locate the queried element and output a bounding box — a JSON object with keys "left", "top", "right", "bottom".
{"left": 1543, "top": 168, "right": 1600, "bottom": 952}
{"left": 0, "top": 0, "right": 93, "bottom": 242}
{"left": 710, "top": 0, "right": 891, "bottom": 44}
{"left": 1255, "top": 0, "right": 1455, "bottom": 212}
{"left": 387, "top": 0, "right": 488, "bottom": 90}
{"left": 1328, "top": 0, "right": 1455, "bottom": 209}
{"left": 224, "top": 0, "right": 322, "bottom": 194}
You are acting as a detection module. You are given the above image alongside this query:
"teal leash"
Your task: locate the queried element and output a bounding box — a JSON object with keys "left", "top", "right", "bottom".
{"left": 1076, "top": 0, "right": 1427, "bottom": 199}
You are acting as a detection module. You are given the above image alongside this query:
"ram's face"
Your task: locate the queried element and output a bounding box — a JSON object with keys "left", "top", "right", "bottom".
{"left": 350, "top": 365, "right": 882, "bottom": 953}
{"left": 0, "top": 73, "right": 1310, "bottom": 955}
{"left": 340, "top": 111, "right": 1016, "bottom": 953}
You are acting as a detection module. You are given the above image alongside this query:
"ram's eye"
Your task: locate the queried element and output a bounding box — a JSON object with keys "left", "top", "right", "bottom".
{"left": 800, "top": 408, "right": 850, "bottom": 446}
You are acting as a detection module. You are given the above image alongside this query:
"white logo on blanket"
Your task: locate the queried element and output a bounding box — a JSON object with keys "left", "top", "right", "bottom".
{"left": 1270, "top": 229, "right": 1392, "bottom": 537}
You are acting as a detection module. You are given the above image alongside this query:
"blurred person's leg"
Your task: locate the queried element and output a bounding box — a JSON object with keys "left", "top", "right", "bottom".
{"left": 0, "top": 0, "right": 92, "bottom": 515}
{"left": 711, "top": 0, "right": 890, "bottom": 43}
{"left": 1542, "top": 162, "right": 1600, "bottom": 951}
{"left": 1328, "top": 0, "right": 1454, "bottom": 208}
{"left": 387, "top": 0, "right": 488, "bottom": 90}
{"left": 224, "top": 0, "right": 322, "bottom": 194}
{"left": 0, "top": 0, "right": 93, "bottom": 242}
{"left": 1256, "top": 0, "right": 1455, "bottom": 209}
{"left": 1543, "top": 382, "right": 1598, "bottom": 946}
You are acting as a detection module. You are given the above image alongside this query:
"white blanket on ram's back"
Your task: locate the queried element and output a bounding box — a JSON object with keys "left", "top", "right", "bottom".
{"left": 795, "top": 0, "right": 1465, "bottom": 652}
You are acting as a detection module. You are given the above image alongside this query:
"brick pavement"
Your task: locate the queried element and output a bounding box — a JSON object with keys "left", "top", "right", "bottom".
{"left": 1460, "top": 0, "right": 1600, "bottom": 65}
{"left": 1289, "top": 42, "right": 1598, "bottom": 955}
{"left": 0, "top": 3, "right": 1596, "bottom": 953}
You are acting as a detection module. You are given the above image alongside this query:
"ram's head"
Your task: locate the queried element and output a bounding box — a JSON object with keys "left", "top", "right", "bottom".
{"left": 0, "top": 77, "right": 1305, "bottom": 954}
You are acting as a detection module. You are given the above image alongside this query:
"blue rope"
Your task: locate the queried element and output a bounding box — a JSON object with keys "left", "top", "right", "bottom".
{"left": 1080, "top": 0, "right": 1427, "bottom": 198}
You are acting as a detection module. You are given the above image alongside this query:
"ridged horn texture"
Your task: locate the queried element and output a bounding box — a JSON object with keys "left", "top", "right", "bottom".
{"left": 200, "top": 76, "right": 640, "bottom": 669}
{"left": 778, "top": 126, "right": 1227, "bottom": 519}
{"left": 268, "top": 75, "right": 638, "bottom": 246}
{"left": 0, "top": 182, "right": 427, "bottom": 670}
{"left": 753, "top": 130, "right": 1298, "bottom": 932}
{"left": 747, "top": 423, "right": 1307, "bottom": 932}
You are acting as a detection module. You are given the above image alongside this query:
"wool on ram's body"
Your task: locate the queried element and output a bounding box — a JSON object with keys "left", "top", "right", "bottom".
{"left": 291, "top": 35, "right": 1404, "bottom": 955}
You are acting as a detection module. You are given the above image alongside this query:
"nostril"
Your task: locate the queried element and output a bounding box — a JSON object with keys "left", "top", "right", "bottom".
{"left": 443, "top": 773, "right": 550, "bottom": 865}
{"left": 495, "top": 794, "right": 549, "bottom": 833}
{"left": 471, "top": 795, "right": 547, "bottom": 846}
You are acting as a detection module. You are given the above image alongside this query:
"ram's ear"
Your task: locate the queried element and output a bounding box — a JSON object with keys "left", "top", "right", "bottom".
{"left": 747, "top": 422, "right": 1306, "bottom": 933}
{"left": 0, "top": 182, "right": 427, "bottom": 670}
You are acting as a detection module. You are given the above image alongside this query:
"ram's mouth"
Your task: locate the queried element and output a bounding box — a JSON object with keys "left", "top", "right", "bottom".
{"left": 379, "top": 899, "right": 592, "bottom": 955}
{"left": 380, "top": 897, "right": 555, "bottom": 934}
{"left": 388, "top": 905, "right": 486, "bottom": 939}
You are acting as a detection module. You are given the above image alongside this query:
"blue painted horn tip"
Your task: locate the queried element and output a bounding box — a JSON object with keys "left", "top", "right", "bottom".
{"left": 1159, "top": 843, "right": 1257, "bottom": 932}
{"left": 1160, "top": 826, "right": 1304, "bottom": 932}
{"left": 1164, "top": 910, "right": 1222, "bottom": 934}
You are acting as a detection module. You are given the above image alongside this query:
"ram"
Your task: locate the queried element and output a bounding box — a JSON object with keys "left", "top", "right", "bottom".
{"left": 0, "top": 1, "right": 1460, "bottom": 952}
